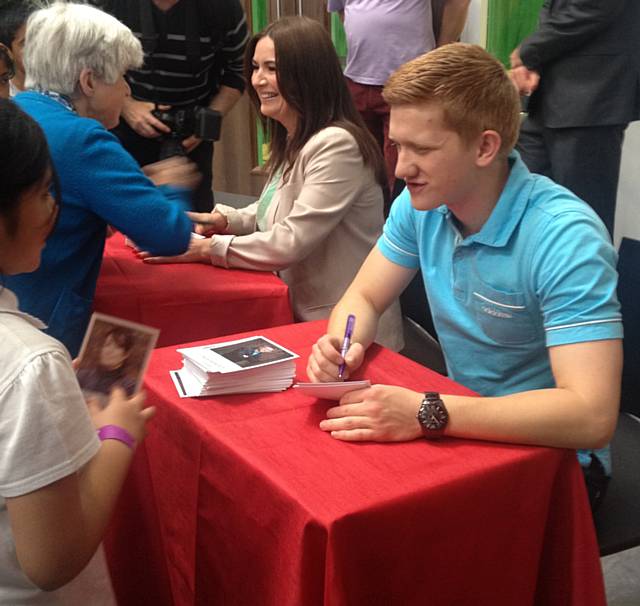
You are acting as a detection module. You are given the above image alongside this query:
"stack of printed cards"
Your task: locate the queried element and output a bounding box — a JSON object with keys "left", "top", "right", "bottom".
{"left": 170, "top": 335, "right": 299, "bottom": 398}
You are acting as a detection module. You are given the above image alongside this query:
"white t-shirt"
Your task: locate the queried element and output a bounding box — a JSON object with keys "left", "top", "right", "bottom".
{"left": 0, "top": 288, "right": 115, "bottom": 605}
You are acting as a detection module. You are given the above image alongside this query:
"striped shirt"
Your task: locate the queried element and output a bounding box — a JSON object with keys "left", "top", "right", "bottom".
{"left": 97, "top": 0, "right": 248, "bottom": 107}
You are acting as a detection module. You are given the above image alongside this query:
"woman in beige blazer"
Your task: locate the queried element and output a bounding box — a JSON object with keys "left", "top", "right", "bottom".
{"left": 144, "top": 16, "right": 403, "bottom": 350}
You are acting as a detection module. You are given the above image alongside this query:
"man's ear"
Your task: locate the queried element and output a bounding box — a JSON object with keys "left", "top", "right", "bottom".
{"left": 78, "top": 68, "right": 95, "bottom": 97}
{"left": 476, "top": 130, "right": 502, "bottom": 167}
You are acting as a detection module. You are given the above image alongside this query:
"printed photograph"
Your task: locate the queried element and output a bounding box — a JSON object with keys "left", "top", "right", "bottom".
{"left": 211, "top": 337, "right": 295, "bottom": 369}
{"left": 76, "top": 313, "right": 159, "bottom": 403}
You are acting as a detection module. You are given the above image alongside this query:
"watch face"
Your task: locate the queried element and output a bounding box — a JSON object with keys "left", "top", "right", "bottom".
{"left": 418, "top": 394, "right": 448, "bottom": 432}
{"left": 424, "top": 402, "right": 447, "bottom": 429}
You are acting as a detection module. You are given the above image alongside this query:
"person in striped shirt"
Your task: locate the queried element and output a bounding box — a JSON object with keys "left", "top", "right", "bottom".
{"left": 96, "top": 0, "right": 249, "bottom": 212}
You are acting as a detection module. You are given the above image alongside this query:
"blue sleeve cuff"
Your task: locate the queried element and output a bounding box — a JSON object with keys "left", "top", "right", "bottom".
{"left": 377, "top": 233, "right": 421, "bottom": 270}
{"left": 545, "top": 320, "right": 623, "bottom": 347}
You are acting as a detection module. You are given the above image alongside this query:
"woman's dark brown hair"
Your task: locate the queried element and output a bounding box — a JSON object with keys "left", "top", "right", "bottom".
{"left": 243, "top": 16, "right": 386, "bottom": 186}
{"left": 84, "top": 326, "right": 135, "bottom": 373}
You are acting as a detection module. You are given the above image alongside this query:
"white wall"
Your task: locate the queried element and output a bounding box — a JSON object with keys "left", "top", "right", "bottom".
{"left": 615, "top": 123, "right": 640, "bottom": 246}
{"left": 461, "top": 0, "right": 486, "bottom": 46}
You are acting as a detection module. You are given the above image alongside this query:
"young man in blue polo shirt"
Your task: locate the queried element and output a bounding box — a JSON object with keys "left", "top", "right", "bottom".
{"left": 307, "top": 43, "right": 623, "bottom": 510}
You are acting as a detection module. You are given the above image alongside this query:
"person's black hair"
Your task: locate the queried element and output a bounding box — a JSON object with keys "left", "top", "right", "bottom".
{"left": 0, "top": 97, "right": 60, "bottom": 236}
{"left": 0, "top": 0, "right": 37, "bottom": 48}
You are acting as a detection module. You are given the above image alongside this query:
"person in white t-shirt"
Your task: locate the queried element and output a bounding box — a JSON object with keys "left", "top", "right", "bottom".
{"left": 0, "top": 98, "right": 155, "bottom": 605}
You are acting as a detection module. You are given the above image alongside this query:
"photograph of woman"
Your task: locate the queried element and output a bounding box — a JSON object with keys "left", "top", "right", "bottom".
{"left": 76, "top": 320, "right": 157, "bottom": 400}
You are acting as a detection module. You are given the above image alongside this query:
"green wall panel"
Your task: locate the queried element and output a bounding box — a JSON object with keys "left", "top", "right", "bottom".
{"left": 331, "top": 13, "right": 347, "bottom": 65}
{"left": 251, "top": 0, "right": 268, "bottom": 34}
{"left": 251, "top": 0, "right": 269, "bottom": 165}
{"left": 486, "top": 0, "right": 544, "bottom": 66}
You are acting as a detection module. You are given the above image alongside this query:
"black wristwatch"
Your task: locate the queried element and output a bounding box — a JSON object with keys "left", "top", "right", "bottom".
{"left": 416, "top": 392, "right": 449, "bottom": 439}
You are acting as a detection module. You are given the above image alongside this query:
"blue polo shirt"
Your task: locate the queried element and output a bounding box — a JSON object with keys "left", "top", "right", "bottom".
{"left": 379, "top": 152, "right": 622, "bottom": 471}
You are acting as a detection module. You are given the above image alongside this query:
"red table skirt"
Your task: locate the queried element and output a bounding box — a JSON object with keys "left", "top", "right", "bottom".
{"left": 105, "top": 321, "right": 605, "bottom": 606}
{"left": 94, "top": 233, "right": 293, "bottom": 347}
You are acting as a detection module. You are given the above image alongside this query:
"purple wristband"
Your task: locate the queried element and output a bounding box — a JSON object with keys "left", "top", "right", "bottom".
{"left": 97, "top": 425, "right": 136, "bottom": 450}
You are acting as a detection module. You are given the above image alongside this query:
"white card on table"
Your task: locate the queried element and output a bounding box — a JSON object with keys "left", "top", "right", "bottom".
{"left": 292, "top": 380, "right": 371, "bottom": 401}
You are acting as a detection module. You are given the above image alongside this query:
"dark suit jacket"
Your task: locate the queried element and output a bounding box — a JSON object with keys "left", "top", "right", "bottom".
{"left": 520, "top": 0, "right": 640, "bottom": 128}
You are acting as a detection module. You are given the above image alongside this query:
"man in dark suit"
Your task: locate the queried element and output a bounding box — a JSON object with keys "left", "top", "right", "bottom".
{"left": 510, "top": 0, "right": 640, "bottom": 237}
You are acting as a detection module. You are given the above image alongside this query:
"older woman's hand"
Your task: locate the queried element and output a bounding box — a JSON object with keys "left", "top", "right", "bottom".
{"left": 142, "top": 156, "right": 201, "bottom": 191}
{"left": 121, "top": 98, "right": 171, "bottom": 138}
{"left": 187, "top": 211, "right": 228, "bottom": 236}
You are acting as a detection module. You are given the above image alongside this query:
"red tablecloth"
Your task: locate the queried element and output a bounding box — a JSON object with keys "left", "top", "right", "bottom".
{"left": 105, "top": 321, "right": 605, "bottom": 606}
{"left": 94, "top": 233, "right": 293, "bottom": 346}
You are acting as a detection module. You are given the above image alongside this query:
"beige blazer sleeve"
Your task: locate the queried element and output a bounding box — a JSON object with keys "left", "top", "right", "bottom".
{"left": 214, "top": 198, "right": 266, "bottom": 235}
{"left": 209, "top": 128, "right": 373, "bottom": 270}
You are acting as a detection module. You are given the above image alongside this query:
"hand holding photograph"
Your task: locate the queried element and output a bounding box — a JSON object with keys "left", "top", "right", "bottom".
{"left": 76, "top": 312, "right": 159, "bottom": 405}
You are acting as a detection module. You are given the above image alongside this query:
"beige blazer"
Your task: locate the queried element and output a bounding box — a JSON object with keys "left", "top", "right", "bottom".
{"left": 210, "top": 126, "right": 403, "bottom": 350}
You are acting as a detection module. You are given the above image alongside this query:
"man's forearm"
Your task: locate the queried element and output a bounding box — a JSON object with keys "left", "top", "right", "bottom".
{"left": 443, "top": 386, "right": 617, "bottom": 450}
{"left": 444, "top": 339, "right": 621, "bottom": 449}
{"left": 327, "top": 292, "right": 381, "bottom": 352}
{"left": 437, "top": 0, "right": 471, "bottom": 46}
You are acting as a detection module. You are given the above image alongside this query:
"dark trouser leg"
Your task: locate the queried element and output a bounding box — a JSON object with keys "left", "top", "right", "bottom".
{"left": 112, "top": 118, "right": 214, "bottom": 212}
{"left": 517, "top": 117, "right": 626, "bottom": 237}
{"left": 189, "top": 139, "right": 214, "bottom": 213}
{"left": 517, "top": 115, "right": 552, "bottom": 177}
{"left": 346, "top": 77, "right": 384, "bottom": 149}
{"left": 545, "top": 124, "right": 625, "bottom": 238}
{"left": 582, "top": 454, "right": 610, "bottom": 512}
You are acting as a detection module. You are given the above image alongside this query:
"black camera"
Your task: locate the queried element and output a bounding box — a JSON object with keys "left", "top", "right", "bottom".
{"left": 152, "top": 106, "right": 222, "bottom": 160}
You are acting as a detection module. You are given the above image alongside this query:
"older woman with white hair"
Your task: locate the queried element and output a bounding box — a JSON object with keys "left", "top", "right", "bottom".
{"left": 8, "top": 1, "right": 197, "bottom": 356}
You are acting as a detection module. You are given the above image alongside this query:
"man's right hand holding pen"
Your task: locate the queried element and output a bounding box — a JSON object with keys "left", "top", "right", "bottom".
{"left": 307, "top": 325, "right": 366, "bottom": 382}
{"left": 306, "top": 253, "right": 430, "bottom": 442}
{"left": 308, "top": 308, "right": 425, "bottom": 443}
{"left": 307, "top": 277, "right": 384, "bottom": 383}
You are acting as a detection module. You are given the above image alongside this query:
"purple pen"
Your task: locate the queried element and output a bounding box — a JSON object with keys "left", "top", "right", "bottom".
{"left": 337, "top": 314, "right": 356, "bottom": 380}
